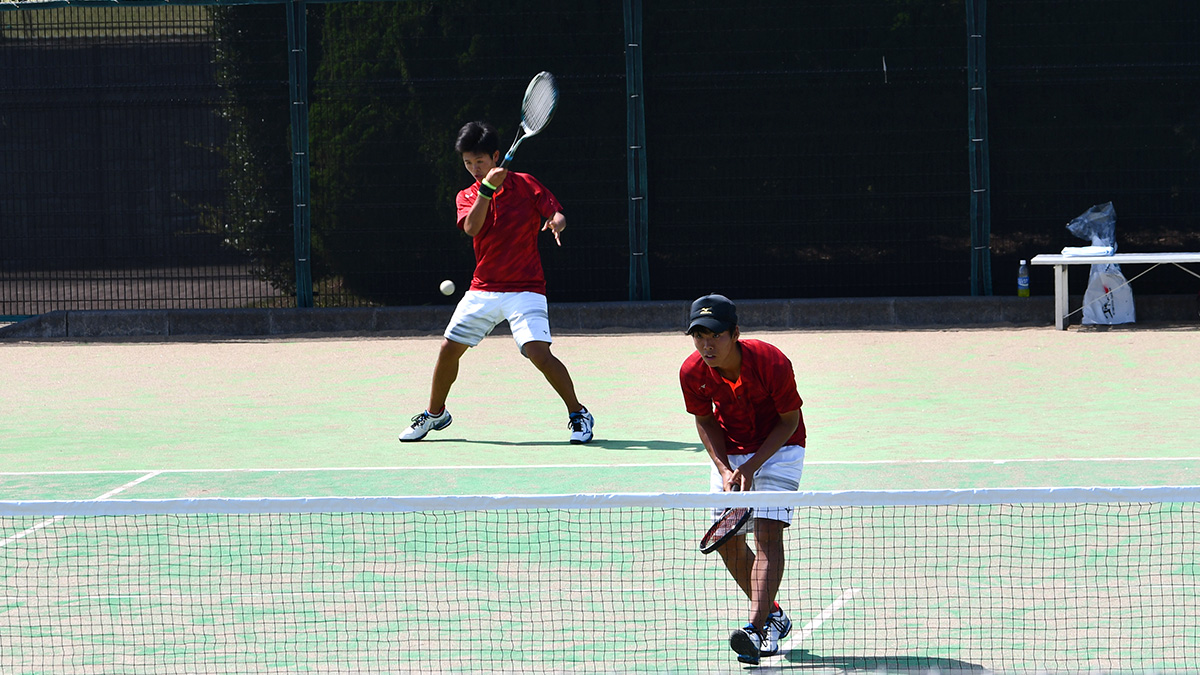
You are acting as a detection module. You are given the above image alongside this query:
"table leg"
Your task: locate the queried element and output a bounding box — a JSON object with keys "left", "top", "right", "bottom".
{"left": 1054, "top": 264, "right": 1069, "bottom": 330}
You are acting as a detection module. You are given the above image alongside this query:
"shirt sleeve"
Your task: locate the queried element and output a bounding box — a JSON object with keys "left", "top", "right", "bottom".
{"left": 767, "top": 352, "right": 803, "bottom": 415}
{"left": 526, "top": 174, "right": 563, "bottom": 219}
{"left": 679, "top": 355, "right": 715, "bottom": 417}
{"left": 455, "top": 187, "right": 476, "bottom": 230}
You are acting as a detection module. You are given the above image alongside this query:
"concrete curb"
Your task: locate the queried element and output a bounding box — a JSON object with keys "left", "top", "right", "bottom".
{"left": 1, "top": 295, "right": 1196, "bottom": 340}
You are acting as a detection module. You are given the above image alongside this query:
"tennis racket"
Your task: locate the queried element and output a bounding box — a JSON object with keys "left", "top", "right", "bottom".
{"left": 699, "top": 486, "right": 753, "bottom": 555}
{"left": 497, "top": 71, "right": 559, "bottom": 168}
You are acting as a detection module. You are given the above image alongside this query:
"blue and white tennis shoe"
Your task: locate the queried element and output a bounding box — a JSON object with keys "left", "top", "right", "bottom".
{"left": 763, "top": 605, "right": 792, "bottom": 656}
{"left": 729, "top": 623, "right": 764, "bottom": 665}
{"left": 568, "top": 407, "right": 594, "bottom": 444}
{"left": 399, "top": 408, "right": 452, "bottom": 442}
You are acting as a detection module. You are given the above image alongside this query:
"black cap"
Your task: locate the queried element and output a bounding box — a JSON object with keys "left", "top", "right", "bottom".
{"left": 687, "top": 294, "right": 738, "bottom": 334}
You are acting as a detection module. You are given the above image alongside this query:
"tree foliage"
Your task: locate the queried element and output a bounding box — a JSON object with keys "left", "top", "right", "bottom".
{"left": 203, "top": 4, "right": 301, "bottom": 296}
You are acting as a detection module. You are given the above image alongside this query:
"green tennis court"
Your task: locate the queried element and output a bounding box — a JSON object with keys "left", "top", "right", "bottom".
{"left": 4, "top": 327, "right": 1199, "bottom": 496}
{"left": 3, "top": 327, "right": 1199, "bottom": 673}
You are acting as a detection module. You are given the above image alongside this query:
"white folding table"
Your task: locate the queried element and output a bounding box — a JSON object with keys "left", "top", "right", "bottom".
{"left": 1029, "top": 252, "right": 1200, "bottom": 330}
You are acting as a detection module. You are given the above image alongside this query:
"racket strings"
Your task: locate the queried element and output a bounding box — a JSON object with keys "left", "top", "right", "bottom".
{"left": 522, "top": 80, "right": 557, "bottom": 131}
{"left": 703, "top": 507, "right": 751, "bottom": 545}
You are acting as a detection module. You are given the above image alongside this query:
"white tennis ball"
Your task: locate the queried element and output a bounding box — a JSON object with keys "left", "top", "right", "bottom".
{"left": 439, "top": 279, "right": 456, "bottom": 296}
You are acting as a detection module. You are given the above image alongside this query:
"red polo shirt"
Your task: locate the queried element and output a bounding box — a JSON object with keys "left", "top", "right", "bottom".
{"left": 455, "top": 171, "right": 563, "bottom": 295}
{"left": 680, "top": 338, "right": 806, "bottom": 454}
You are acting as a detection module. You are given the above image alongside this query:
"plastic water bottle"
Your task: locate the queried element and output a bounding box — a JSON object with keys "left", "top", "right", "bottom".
{"left": 1017, "top": 260, "right": 1030, "bottom": 297}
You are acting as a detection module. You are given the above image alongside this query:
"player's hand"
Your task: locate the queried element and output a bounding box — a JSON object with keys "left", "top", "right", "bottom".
{"left": 484, "top": 166, "right": 508, "bottom": 187}
{"left": 727, "top": 468, "right": 753, "bottom": 493}
{"left": 542, "top": 213, "right": 566, "bottom": 246}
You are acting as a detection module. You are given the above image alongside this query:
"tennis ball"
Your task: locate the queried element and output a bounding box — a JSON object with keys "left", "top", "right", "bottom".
{"left": 439, "top": 279, "right": 456, "bottom": 296}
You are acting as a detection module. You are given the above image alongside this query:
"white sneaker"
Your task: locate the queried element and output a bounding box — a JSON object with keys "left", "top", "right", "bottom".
{"left": 568, "top": 408, "right": 594, "bottom": 444}
{"left": 762, "top": 605, "right": 792, "bottom": 656}
{"left": 729, "top": 624, "right": 764, "bottom": 665}
{"left": 398, "top": 408, "right": 452, "bottom": 442}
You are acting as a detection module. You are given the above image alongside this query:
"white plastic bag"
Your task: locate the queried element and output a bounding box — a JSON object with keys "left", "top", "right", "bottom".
{"left": 1082, "top": 264, "right": 1135, "bottom": 325}
{"left": 1066, "top": 202, "right": 1135, "bottom": 325}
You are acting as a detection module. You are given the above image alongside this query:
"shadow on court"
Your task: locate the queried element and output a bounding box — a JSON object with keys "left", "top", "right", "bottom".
{"left": 442, "top": 438, "right": 703, "bottom": 452}
{"left": 779, "top": 650, "right": 989, "bottom": 673}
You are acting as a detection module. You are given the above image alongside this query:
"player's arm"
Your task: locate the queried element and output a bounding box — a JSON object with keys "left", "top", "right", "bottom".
{"left": 461, "top": 199, "right": 488, "bottom": 238}
{"left": 462, "top": 167, "right": 509, "bottom": 237}
{"left": 729, "top": 409, "right": 800, "bottom": 490}
{"left": 694, "top": 413, "right": 738, "bottom": 491}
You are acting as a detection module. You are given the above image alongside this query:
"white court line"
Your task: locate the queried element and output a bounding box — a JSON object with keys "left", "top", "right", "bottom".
{"left": 0, "top": 515, "right": 64, "bottom": 548}
{"left": 779, "top": 587, "right": 861, "bottom": 654}
{"left": 0, "top": 471, "right": 161, "bottom": 548}
{"left": 4, "top": 456, "right": 1200, "bottom": 476}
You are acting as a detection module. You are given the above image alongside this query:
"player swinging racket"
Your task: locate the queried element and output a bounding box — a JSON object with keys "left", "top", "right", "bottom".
{"left": 679, "top": 294, "right": 807, "bottom": 665}
{"left": 399, "top": 121, "right": 594, "bottom": 445}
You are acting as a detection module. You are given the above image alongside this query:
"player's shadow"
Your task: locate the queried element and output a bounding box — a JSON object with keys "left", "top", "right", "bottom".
{"left": 588, "top": 439, "right": 703, "bottom": 452}
{"left": 775, "top": 650, "right": 989, "bottom": 673}
{"left": 450, "top": 438, "right": 703, "bottom": 452}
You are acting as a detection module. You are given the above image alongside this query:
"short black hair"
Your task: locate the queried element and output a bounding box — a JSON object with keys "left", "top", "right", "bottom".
{"left": 455, "top": 121, "right": 499, "bottom": 156}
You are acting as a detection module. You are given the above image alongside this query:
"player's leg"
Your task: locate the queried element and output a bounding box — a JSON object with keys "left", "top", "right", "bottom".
{"left": 715, "top": 522, "right": 782, "bottom": 630}
{"left": 505, "top": 292, "right": 593, "bottom": 443}
{"left": 521, "top": 341, "right": 581, "bottom": 410}
{"left": 400, "top": 291, "right": 497, "bottom": 442}
{"left": 428, "top": 338, "right": 471, "bottom": 414}
{"left": 747, "top": 445, "right": 805, "bottom": 654}
{"left": 522, "top": 341, "right": 593, "bottom": 443}
{"left": 711, "top": 461, "right": 757, "bottom": 598}
{"left": 750, "top": 518, "right": 786, "bottom": 630}
{"left": 709, "top": 463, "right": 767, "bottom": 662}
{"left": 399, "top": 338, "right": 468, "bottom": 442}
{"left": 728, "top": 517, "right": 787, "bottom": 665}
{"left": 723, "top": 447, "right": 804, "bottom": 660}
{"left": 716, "top": 533, "right": 755, "bottom": 599}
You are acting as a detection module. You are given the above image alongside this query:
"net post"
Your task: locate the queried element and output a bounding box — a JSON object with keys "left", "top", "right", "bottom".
{"left": 286, "top": 0, "right": 314, "bottom": 308}
{"left": 966, "top": 0, "right": 992, "bottom": 297}
{"left": 623, "top": 0, "right": 651, "bottom": 301}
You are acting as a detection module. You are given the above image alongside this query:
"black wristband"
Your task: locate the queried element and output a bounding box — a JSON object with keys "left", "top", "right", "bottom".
{"left": 478, "top": 182, "right": 496, "bottom": 199}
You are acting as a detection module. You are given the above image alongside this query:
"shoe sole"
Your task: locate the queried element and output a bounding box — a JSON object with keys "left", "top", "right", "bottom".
{"left": 729, "top": 630, "right": 760, "bottom": 665}
{"left": 569, "top": 433, "right": 593, "bottom": 445}
{"left": 398, "top": 417, "right": 452, "bottom": 443}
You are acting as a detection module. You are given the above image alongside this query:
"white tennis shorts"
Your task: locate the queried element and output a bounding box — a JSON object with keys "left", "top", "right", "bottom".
{"left": 710, "top": 444, "right": 806, "bottom": 528}
{"left": 444, "top": 290, "right": 552, "bottom": 353}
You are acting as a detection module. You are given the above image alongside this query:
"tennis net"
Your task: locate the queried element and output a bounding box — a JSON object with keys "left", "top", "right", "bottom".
{"left": 2, "top": 487, "right": 1198, "bottom": 674}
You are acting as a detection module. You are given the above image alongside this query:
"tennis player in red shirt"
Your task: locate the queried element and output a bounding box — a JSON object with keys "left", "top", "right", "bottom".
{"left": 679, "top": 294, "right": 806, "bottom": 665}
{"left": 400, "top": 121, "right": 593, "bottom": 445}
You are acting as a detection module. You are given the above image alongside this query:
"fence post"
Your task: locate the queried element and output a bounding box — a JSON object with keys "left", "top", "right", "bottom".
{"left": 966, "top": 0, "right": 992, "bottom": 296}
{"left": 286, "top": 0, "right": 314, "bottom": 308}
{"left": 623, "top": 0, "right": 650, "bottom": 301}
